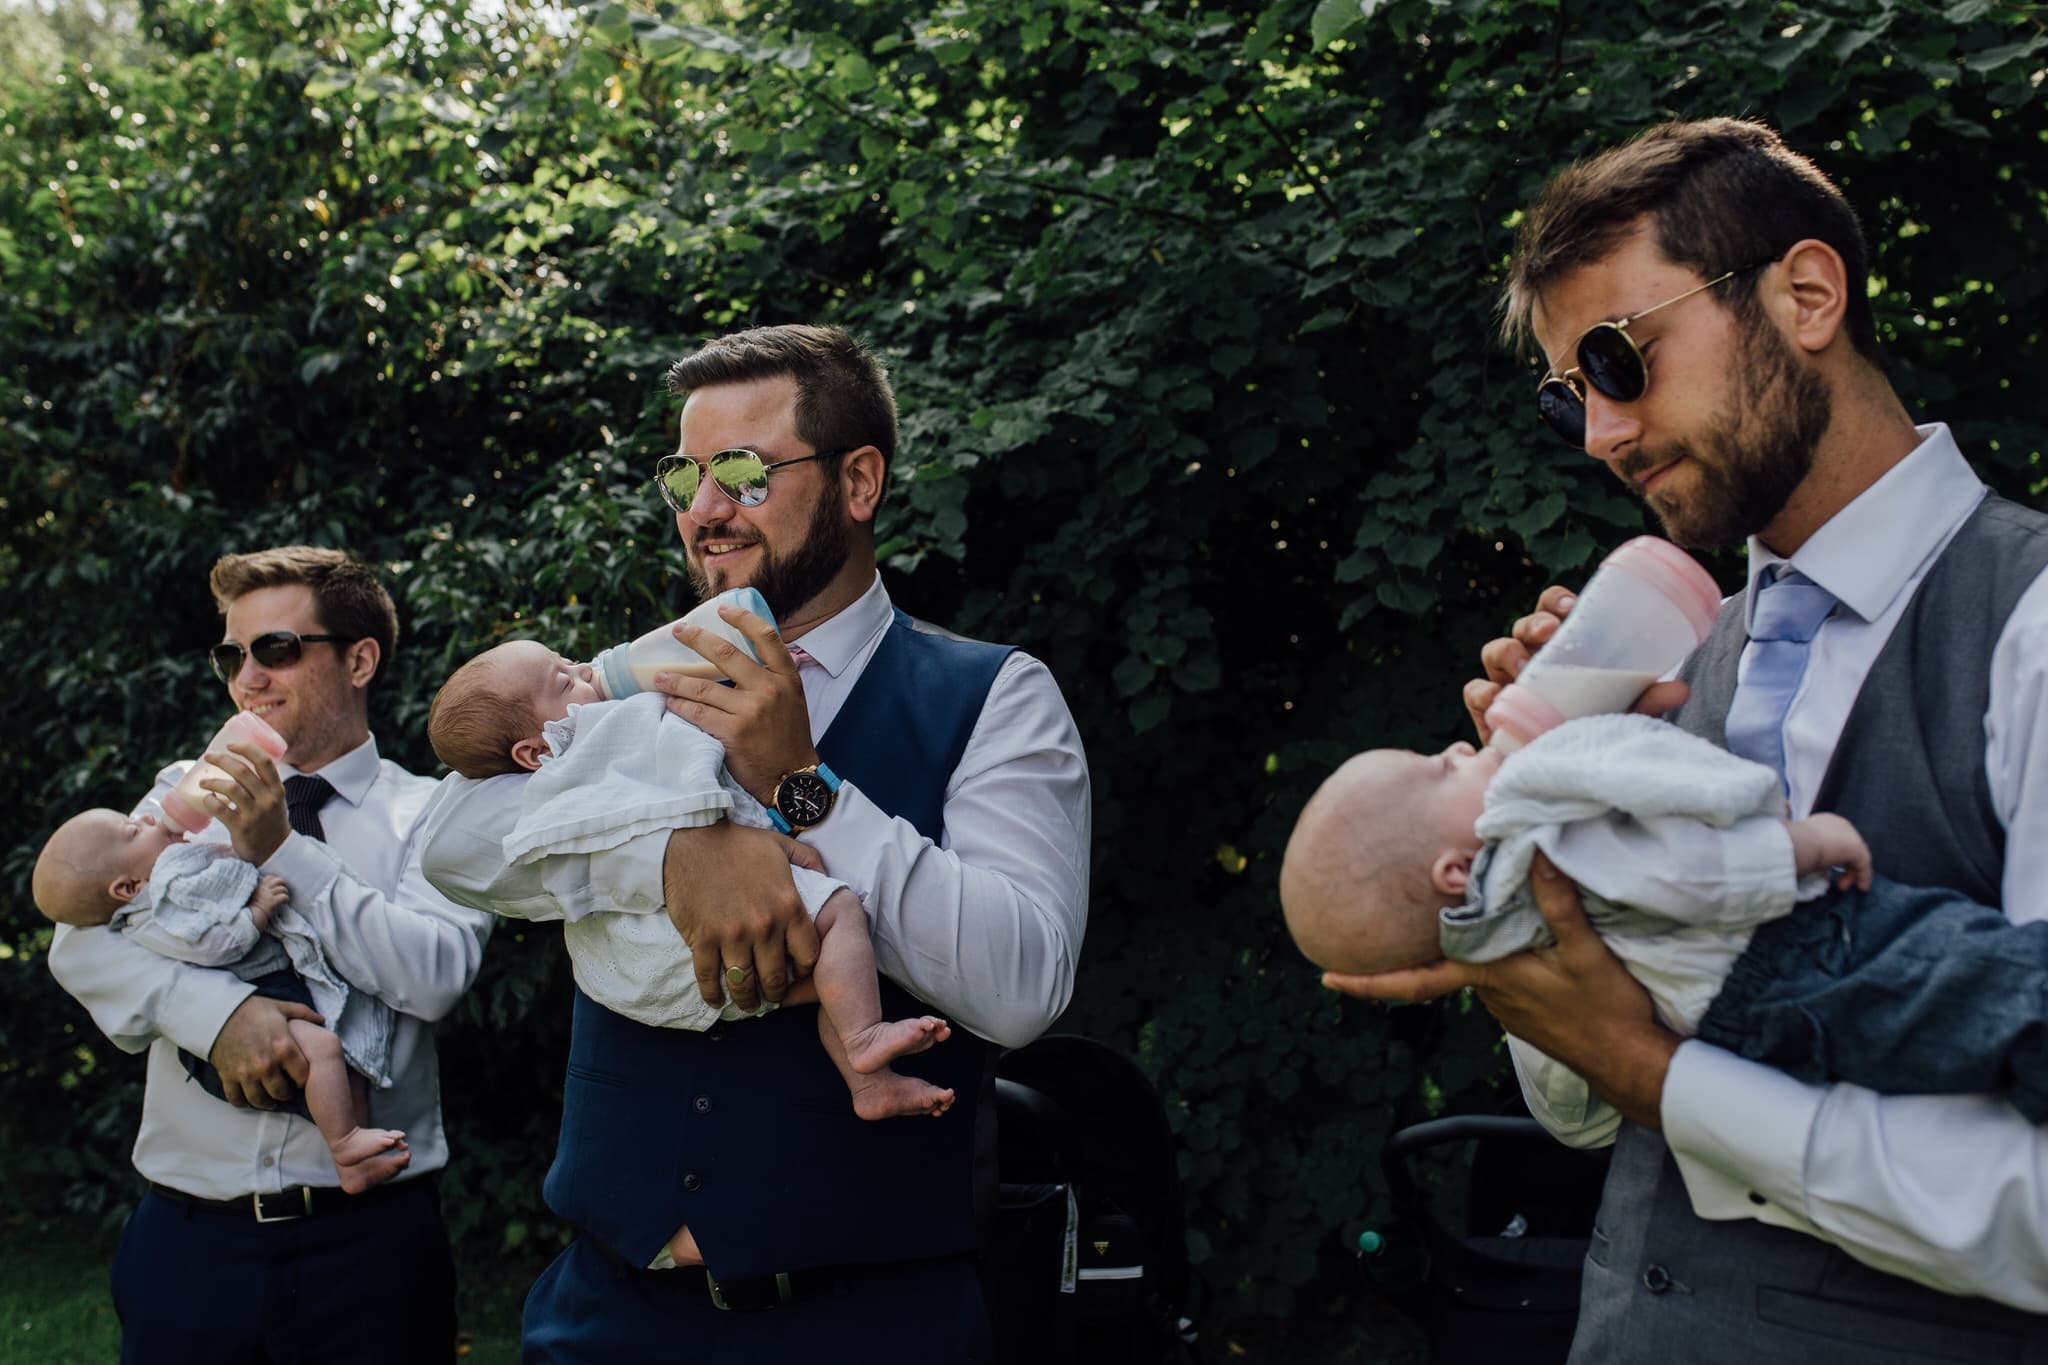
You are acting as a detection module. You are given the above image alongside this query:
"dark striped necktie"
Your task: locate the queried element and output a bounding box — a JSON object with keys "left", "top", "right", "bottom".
{"left": 283, "top": 774, "right": 337, "bottom": 842}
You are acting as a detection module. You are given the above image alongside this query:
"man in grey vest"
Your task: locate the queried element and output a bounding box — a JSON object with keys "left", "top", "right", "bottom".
{"left": 1328, "top": 119, "right": 2048, "bottom": 1358}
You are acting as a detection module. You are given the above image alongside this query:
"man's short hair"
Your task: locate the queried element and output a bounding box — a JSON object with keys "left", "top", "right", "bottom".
{"left": 209, "top": 546, "right": 399, "bottom": 685}
{"left": 1502, "top": 118, "right": 1877, "bottom": 359}
{"left": 664, "top": 324, "right": 897, "bottom": 477}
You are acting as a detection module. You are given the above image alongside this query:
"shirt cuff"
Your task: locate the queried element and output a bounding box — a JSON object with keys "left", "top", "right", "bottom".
{"left": 798, "top": 782, "right": 886, "bottom": 899}
{"left": 159, "top": 971, "right": 260, "bottom": 1060}
{"left": 1662, "top": 1039, "right": 1824, "bottom": 1220}
{"left": 259, "top": 830, "right": 343, "bottom": 901}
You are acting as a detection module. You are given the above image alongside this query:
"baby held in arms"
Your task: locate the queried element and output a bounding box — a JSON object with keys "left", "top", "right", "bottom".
{"left": 1282, "top": 714, "right": 2048, "bottom": 1133}
{"left": 34, "top": 811, "right": 409, "bottom": 1191}
{"left": 429, "top": 639, "right": 955, "bottom": 1123}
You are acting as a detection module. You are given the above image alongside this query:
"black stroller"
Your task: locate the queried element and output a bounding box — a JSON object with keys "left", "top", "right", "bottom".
{"left": 1365, "top": 1113, "right": 1610, "bottom": 1364}
{"left": 987, "top": 1034, "right": 1198, "bottom": 1365}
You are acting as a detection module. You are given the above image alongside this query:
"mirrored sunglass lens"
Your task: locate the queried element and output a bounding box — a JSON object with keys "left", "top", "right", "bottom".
{"left": 658, "top": 461, "right": 700, "bottom": 509}
{"left": 1537, "top": 381, "right": 1587, "bottom": 446}
{"left": 710, "top": 451, "right": 770, "bottom": 505}
{"left": 1577, "top": 325, "right": 1646, "bottom": 401}
{"left": 209, "top": 644, "right": 243, "bottom": 682}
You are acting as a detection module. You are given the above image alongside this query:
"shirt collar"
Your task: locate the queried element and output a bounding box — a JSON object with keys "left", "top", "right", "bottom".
{"left": 782, "top": 572, "right": 892, "bottom": 679}
{"left": 1744, "top": 422, "right": 1984, "bottom": 630}
{"left": 279, "top": 733, "right": 380, "bottom": 808}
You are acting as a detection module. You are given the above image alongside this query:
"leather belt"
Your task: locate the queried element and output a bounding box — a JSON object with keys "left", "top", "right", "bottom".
{"left": 148, "top": 1177, "right": 420, "bottom": 1223}
{"left": 701, "top": 1266, "right": 838, "bottom": 1311}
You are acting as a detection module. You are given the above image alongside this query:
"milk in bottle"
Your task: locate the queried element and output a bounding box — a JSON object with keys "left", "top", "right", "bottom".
{"left": 592, "top": 587, "right": 777, "bottom": 700}
{"left": 1484, "top": 536, "right": 1722, "bottom": 751}
{"left": 159, "top": 711, "right": 291, "bottom": 834}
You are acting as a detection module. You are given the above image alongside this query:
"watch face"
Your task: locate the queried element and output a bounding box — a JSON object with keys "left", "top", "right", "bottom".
{"left": 776, "top": 771, "right": 834, "bottom": 827}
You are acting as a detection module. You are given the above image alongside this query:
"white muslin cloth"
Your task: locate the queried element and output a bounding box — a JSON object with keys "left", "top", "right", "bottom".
{"left": 1441, "top": 713, "right": 1829, "bottom": 1034}
{"left": 495, "top": 691, "right": 847, "bottom": 1030}
{"left": 112, "top": 839, "right": 397, "bottom": 1086}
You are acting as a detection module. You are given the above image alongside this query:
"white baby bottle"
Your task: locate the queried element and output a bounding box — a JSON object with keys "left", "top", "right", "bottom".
{"left": 1484, "top": 536, "right": 1722, "bottom": 752}
{"left": 159, "top": 711, "right": 291, "bottom": 834}
{"left": 592, "top": 587, "right": 777, "bottom": 700}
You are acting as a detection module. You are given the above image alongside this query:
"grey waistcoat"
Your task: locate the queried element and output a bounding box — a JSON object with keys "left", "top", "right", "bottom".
{"left": 1568, "top": 494, "right": 2048, "bottom": 1365}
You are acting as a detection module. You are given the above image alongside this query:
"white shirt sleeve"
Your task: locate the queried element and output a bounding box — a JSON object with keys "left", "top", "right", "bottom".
{"left": 262, "top": 828, "right": 492, "bottom": 1023}
{"left": 1660, "top": 568, "right": 2048, "bottom": 1312}
{"left": 1508, "top": 1035, "right": 1623, "bottom": 1149}
{"left": 802, "top": 652, "right": 1091, "bottom": 1050}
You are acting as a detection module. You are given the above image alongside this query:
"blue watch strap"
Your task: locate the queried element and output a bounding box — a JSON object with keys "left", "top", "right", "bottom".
{"left": 815, "top": 762, "right": 842, "bottom": 793}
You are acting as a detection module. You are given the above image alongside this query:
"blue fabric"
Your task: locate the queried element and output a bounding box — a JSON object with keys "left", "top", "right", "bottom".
{"left": 521, "top": 1241, "right": 992, "bottom": 1364}
{"left": 1696, "top": 875, "right": 2048, "bottom": 1121}
{"left": 177, "top": 968, "right": 317, "bottom": 1122}
{"left": 112, "top": 1182, "right": 453, "bottom": 1364}
{"left": 1723, "top": 568, "right": 1838, "bottom": 788}
{"left": 532, "top": 611, "right": 1014, "bottom": 1354}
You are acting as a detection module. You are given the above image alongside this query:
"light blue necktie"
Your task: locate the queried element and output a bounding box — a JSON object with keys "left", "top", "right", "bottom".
{"left": 1725, "top": 567, "right": 1838, "bottom": 789}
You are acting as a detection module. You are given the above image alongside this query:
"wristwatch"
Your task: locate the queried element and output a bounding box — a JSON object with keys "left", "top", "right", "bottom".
{"left": 767, "top": 762, "right": 842, "bottom": 834}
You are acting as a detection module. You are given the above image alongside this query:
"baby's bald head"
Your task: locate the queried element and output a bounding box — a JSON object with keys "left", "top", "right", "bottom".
{"left": 1282, "top": 740, "right": 1499, "bottom": 975}
{"left": 34, "top": 810, "right": 158, "bottom": 927}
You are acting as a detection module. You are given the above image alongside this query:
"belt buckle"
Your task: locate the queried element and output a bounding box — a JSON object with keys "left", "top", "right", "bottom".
{"left": 253, "top": 1188, "right": 312, "bottom": 1223}
{"left": 704, "top": 1271, "right": 794, "bottom": 1311}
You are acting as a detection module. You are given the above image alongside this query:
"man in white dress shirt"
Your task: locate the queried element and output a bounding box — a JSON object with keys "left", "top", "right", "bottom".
{"left": 1328, "top": 120, "right": 2048, "bottom": 1358}
{"left": 418, "top": 324, "right": 1091, "bottom": 1359}
{"left": 48, "top": 546, "right": 493, "bottom": 1363}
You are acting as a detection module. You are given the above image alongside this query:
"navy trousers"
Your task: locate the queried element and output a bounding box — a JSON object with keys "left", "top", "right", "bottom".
{"left": 112, "top": 1180, "right": 455, "bottom": 1364}
{"left": 521, "top": 1239, "right": 993, "bottom": 1364}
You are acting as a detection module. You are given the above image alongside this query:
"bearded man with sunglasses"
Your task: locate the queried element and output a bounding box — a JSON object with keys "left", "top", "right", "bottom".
{"left": 48, "top": 546, "right": 492, "bottom": 1363}
{"left": 1328, "top": 120, "right": 2048, "bottom": 1358}
{"left": 419, "top": 324, "right": 1090, "bottom": 1360}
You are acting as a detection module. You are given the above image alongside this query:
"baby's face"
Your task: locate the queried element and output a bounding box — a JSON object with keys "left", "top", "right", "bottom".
{"left": 497, "top": 640, "right": 604, "bottom": 726}
{"left": 1397, "top": 741, "right": 1504, "bottom": 853}
{"left": 87, "top": 808, "right": 183, "bottom": 881}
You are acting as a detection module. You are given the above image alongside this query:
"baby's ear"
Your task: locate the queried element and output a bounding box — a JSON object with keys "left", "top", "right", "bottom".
{"left": 109, "top": 875, "right": 143, "bottom": 905}
{"left": 510, "top": 736, "right": 548, "bottom": 773}
{"left": 1428, "top": 848, "right": 1476, "bottom": 901}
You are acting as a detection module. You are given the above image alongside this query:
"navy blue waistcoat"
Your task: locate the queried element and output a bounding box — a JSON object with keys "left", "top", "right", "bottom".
{"left": 542, "top": 610, "right": 1015, "bottom": 1277}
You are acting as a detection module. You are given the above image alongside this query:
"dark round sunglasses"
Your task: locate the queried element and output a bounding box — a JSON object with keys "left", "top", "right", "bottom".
{"left": 209, "top": 631, "right": 358, "bottom": 685}
{"left": 1535, "top": 259, "right": 1773, "bottom": 447}
{"left": 655, "top": 447, "right": 851, "bottom": 513}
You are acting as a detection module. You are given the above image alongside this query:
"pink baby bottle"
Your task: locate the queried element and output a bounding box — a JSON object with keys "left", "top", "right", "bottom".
{"left": 1483, "top": 537, "right": 1722, "bottom": 752}
{"left": 159, "top": 711, "right": 290, "bottom": 834}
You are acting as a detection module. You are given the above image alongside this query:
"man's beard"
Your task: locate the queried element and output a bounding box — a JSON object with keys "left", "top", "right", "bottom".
{"left": 685, "top": 479, "right": 853, "bottom": 622}
{"left": 1620, "top": 319, "right": 1832, "bottom": 549}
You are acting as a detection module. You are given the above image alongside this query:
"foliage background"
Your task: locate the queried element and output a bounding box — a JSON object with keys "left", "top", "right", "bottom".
{"left": 3, "top": 0, "right": 2044, "bottom": 1355}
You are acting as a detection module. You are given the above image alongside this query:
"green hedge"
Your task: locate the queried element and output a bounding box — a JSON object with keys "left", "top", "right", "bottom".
{"left": 4, "top": 0, "right": 2044, "bottom": 1352}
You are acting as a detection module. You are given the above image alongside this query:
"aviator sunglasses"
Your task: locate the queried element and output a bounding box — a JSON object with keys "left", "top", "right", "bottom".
{"left": 655, "top": 447, "right": 851, "bottom": 512}
{"left": 1535, "top": 258, "right": 1773, "bottom": 447}
{"left": 209, "top": 631, "right": 359, "bottom": 685}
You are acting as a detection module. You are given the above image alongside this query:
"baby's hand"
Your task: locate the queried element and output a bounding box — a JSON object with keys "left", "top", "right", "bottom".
{"left": 248, "top": 875, "right": 290, "bottom": 930}
{"left": 1787, "top": 813, "right": 1872, "bottom": 892}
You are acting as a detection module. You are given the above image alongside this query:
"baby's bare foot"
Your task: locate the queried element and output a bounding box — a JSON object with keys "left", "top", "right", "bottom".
{"left": 849, "top": 1070, "right": 955, "bottom": 1122}
{"left": 842, "top": 1016, "right": 951, "bottom": 1075}
{"left": 331, "top": 1127, "right": 410, "bottom": 1194}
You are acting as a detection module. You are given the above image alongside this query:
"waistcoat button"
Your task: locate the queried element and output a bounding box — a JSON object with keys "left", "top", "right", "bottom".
{"left": 1642, "top": 1265, "right": 1672, "bottom": 1293}
{"left": 693, "top": 1096, "right": 713, "bottom": 1115}
{"left": 681, "top": 1172, "right": 702, "bottom": 1192}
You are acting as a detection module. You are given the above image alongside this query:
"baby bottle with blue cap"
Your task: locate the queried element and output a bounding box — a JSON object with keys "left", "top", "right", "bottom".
{"left": 591, "top": 586, "right": 777, "bottom": 700}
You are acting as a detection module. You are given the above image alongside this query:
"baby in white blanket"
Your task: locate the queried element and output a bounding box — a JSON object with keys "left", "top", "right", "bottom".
{"left": 427, "top": 639, "right": 955, "bottom": 1122}
{"left": 33, "top": 808, "right": 410, "bottom": 1191}
{"left": 1280, "top": 715, "right": 1869, "bottom": 986}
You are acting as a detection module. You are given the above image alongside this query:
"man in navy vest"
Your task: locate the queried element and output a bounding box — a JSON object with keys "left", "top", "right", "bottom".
{"left": 419, "top": 324, "right": 1091, "bottom": 1360}
{"left": 1328, "top": 121, "right": 2048, "bottom": 1358}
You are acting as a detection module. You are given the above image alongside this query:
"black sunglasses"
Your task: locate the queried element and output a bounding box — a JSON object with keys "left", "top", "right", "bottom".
{"left": 1535, "top": 259, "right": 1774, "bottom": 447}
{"left": 209, "top": 631, "right": 358, "bottom": 685}
{"left": 655, "top": 447, "right": 851, "bottom": 512}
